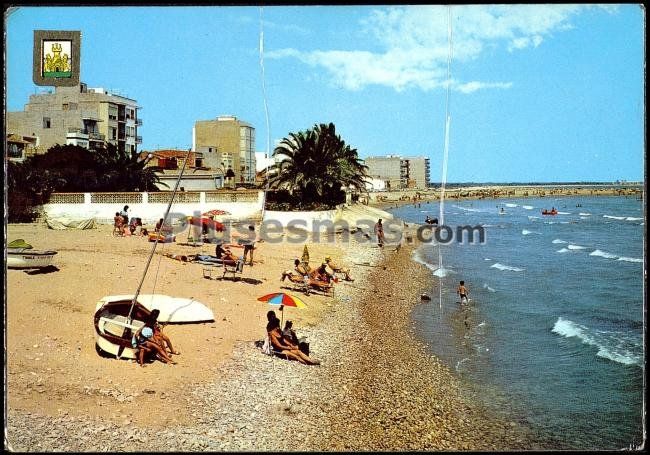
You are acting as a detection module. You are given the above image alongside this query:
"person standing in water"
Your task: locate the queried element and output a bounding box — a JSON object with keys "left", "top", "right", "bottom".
{"left": 457, "top": 280, "right": 469, "bottom": 304}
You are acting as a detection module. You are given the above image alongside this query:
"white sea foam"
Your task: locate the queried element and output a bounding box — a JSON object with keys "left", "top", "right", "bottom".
{"left": 579, "top": 212, "right": 591, "bottom": 216}
{"left": 603, "top": 215, "right": 626, "bottom": 220}
{"left": 528, "top": 216, "right": 539, "bottom": 220}
{"left": 522, "top": 229, "right": 540, "bottom": 235}
{"left": 552, "top": 317, "right": 641, "bottom": 367}
{"left": 625, "top": 217, "right": 643, "bottom": 221}
{"left": 482, "top": 283, "right": 496, "bottom": 292}
{"left": 617, "top": 256, "right": 643, "bottom": 263}
{"left": 522, "top": 205, "right": 534, "bottom": 210}
{"left": 556, "top": 211, "right": 571, "bottom": 215}
{"left": 484, "top": 258, "right": 491, "bottom": 261}
{"left": 567, "top": 244, "right": 587, "bottom": 250}
{"left": 590, "top": 249, "right": 618, "bottom": 259}
{"left": 505, "top": 203, "right": 518, "bottom": 208}
{"left": 453, "top": 205, "right": 482, "bottom": 212}
{"left": 552, "top": 239, "right": 568, "bottom": 244}
{"left": 579, "top": 216, "right": 589, "bottom": 219}
{"left": 490, "top": 263, "right": 524, "bottom": 272}
{"left": 556, "top": 248, "right": 570, "bottom": 253}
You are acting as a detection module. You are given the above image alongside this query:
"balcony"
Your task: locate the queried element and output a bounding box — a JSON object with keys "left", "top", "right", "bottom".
{"left": 136, "top": 136, "right": 142, "bottom": 144}
{"left": 89, "top": 132, "right": 106, "bottom": 141}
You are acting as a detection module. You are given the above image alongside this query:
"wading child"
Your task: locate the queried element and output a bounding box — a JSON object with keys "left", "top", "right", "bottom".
{"left": 457, "top": 280, "right": 469, "bottom": 304}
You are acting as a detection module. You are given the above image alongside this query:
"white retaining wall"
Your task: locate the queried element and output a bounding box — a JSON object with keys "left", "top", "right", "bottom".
{"left": 42, "top": 191, "right": 265, "bottom": 225}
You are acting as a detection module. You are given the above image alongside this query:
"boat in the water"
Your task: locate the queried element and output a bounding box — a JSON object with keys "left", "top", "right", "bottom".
{"left": 542, "top": 208, "right": 558, "bottom": 215}
{"left": 94, "top": 294, "right": 214, "bottom": 359}
{"left": 7, "top": 239, "right": 57, "bottom": 269}
{"left": 94, "top": 149, "right": 215, "bottom": 360}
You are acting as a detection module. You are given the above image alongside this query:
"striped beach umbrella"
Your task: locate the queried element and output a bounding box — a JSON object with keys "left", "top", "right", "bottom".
{"left": 257, "top": 292, "right": 307, "bottom": 326}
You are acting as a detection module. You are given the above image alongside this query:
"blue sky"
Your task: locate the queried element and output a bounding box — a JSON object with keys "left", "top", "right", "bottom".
{"left": 6, "top": 5, "right": 645, "bottom": 183}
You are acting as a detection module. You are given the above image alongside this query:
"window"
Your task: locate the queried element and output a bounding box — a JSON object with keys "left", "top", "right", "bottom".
{"left": 62, "top": 103, "right": 69, "bottom": 110}
{"left": 43, "top": 117, "right": 51, "bottom": 128}
{"left": 8, "top": 143, "right": 23, "bottom": 159}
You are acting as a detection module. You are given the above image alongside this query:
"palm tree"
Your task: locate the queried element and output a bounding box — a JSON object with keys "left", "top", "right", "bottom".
{"left": 94, "top": 144, "right": 167, "bottom": 192}
{"left": 268, "top": 122, "right": 368, "bottom": 208}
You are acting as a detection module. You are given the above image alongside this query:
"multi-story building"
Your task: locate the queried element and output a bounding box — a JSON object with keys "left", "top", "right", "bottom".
{"left": 365, "top": 155, "right": 430, "bottom": 189}
{"left": 192, "top": 115, "right": 256, "bottom": 186}
{"left": 404, "top": 156, "right": 431, "bottom": 189}
{"left": 7, "top": 82, "right": 141, "bottom": 156}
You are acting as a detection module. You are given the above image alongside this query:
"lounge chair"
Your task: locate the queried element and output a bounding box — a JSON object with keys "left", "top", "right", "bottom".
{"left": 222, "top": 257, "right": 245, "bottom": 280}
{"left": 281, "top": 271, "right": 334, "bottom": 296}
{"left": 260, "top": 336, "right": 288, "bottom": 360}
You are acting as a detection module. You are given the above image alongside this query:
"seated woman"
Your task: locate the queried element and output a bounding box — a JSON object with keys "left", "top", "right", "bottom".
{"left": 325, "top": 256, "right": 354, "bottom": 281}
{"left": 147, "top": 309, "right": 180, "bottom": 355}
{"left": 282, "top": 320, "right": 309, "bottom": 356}
{"left": 266, "top": 314, "right": 319, "bottom": 365}
{"left": 132, "top": 325, "right": 176, "bottom": 367}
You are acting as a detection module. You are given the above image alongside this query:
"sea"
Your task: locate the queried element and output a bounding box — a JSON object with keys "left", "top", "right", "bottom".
{"left": 389, "top": 195, "right": 645, "bottom": 450}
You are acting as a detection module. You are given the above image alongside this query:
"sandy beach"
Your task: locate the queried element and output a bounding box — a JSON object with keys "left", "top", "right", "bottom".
{"left": 6, "top": 219, "right": 547, "bottom": 451}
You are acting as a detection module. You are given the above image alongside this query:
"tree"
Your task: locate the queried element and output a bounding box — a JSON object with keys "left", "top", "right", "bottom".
{"left": 94, "top": 143, "right": 167, "bottom": 192}
{"left": 267, "top": 122, "right": 368, "bottom": 209}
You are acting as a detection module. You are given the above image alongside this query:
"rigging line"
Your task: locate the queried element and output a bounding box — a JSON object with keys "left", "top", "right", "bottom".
{"left": 259, "top": 6, "right": 272, "bottom": 221}
{"left": 438, "top": 5, "right": 453, "bottom": 312}
{"left": 127, "top": 148, "right": 192, "bottom": 322}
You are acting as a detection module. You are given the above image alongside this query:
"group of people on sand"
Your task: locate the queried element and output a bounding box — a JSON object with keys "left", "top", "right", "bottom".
{"left": 281, "top": 255, "right": 354, "bottom": 287}
{"left": 132, "top": 309, "right": 181, "bottom": 367}
{"left": 113, "top": 205, "right": 147, "bottom": 237}
{"left": 265, "top": 311, "right": 320, "bottom": 365}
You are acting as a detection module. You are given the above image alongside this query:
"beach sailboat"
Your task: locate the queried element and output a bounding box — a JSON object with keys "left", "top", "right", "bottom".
{"left": 94, "top": 149, "right": 215, "bottom": 360}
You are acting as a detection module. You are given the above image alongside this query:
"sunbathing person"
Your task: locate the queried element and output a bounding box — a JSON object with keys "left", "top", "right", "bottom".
{"left": 267, "top": 316, "right": 320, "bottom": 365}
{"left": 132, "top": 325, "right": 176, "bottom": 367}
{"left": 325, "top": 256, "right": 354, "bottom": 281}
{"left": 146, "top": 309, "right": 180, "bottom": 355}
{"left": 313, "top": 262, "right": 336, "bottom": 284}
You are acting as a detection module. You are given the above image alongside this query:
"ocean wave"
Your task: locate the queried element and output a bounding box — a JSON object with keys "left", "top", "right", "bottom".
{"left": 522, "top": 205, "right": 534, "bottom": 210}
{"left": 521, "top": 229, "right": 540, "bottom": 235}
{"left": 552, "top": 317, "right": 642, "bottom": 367}
{"left": 578, "top": 212, "right": 591, "bottom": 216}
{"left": 617, "top": 256, "right": 643, "bottom": 263}
{"left": 556, "top": 211, "right": 571, "bottom": 215}
{"left": 579, "top": 216, "right": 589, "bottom": 219}
{"left": 527, "top": 216, "right": 540, "bottom": 220}
{"left": 625, "top": 217, "right": 643, "bottom": 221}
{"left": 556, "top": 248, "right": 570, "bottom": 253}
{"left": 505, "top": 203, "right": 518, "bottom": 208}
{"left": 603, "top": 215, "right": 626, "bottom": 220}
{"left": 552, "top": 239, "right": 568, "bottom": 244}
{"left": 589, "top": 249, "right": 618, "bottom": 259}
{"left": 567, "top": 244, "right": 587, "bottom": 250}
{"left": 490, "top": 263, "right": 524, "bottom": 272}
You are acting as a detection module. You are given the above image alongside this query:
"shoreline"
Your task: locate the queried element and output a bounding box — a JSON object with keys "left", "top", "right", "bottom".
{"left": 368, "top": 184, "right": 643, "bottom": 210}
{"left": 7, "top": 221, "right": 547, "bottom": 450}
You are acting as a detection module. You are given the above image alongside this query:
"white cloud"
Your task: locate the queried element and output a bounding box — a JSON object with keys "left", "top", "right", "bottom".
{"left": 266, "top": 5, "right": 617, "bottom": 92}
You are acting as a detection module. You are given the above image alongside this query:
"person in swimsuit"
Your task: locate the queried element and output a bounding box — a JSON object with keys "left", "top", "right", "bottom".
{"left": 457, "top": 280, "right": 469, "bottom": 304}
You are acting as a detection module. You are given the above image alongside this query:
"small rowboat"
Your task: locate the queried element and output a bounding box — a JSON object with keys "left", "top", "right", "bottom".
{"left": 7, "top": 239, "right": 57, "bottom": 269}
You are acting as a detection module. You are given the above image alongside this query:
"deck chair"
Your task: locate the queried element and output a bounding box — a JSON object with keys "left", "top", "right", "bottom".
{"left": 222, "top": 257, "right": 245, "bottom": 280}
{"left": 261, "top": 336, "right": 288, "bottom": 360}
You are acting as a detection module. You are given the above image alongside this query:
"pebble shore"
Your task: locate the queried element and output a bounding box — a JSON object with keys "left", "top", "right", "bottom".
{"left": 6, "top": 238, "right": 551, "bottom": 451}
